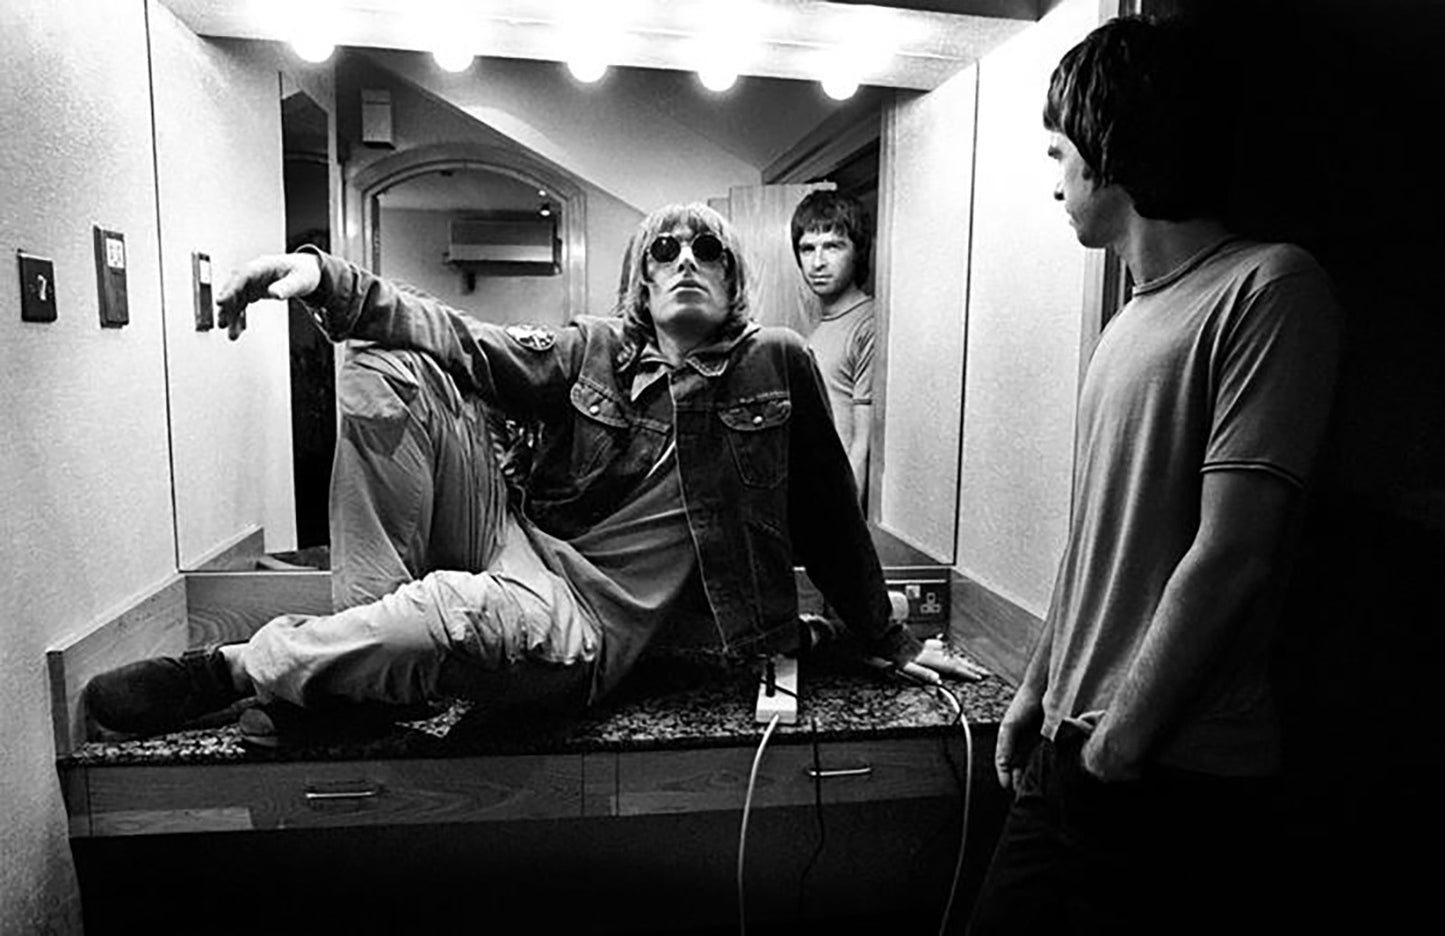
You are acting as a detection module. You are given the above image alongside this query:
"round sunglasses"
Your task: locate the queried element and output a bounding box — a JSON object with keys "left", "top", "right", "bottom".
{"left": 647, "top": 232, "right": 727, "bottom": 265}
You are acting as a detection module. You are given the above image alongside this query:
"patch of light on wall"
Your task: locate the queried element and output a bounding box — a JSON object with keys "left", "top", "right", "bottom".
{"left": 836, "top": 6, "right": 902, "bottom": 78}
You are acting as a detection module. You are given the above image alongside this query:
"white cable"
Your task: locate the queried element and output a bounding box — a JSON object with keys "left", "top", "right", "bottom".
{"left": 932, "top": 684, "right": 973, "bottom": 936}
{"left": 737, "top": 712, "right": 782, "bottom": 936}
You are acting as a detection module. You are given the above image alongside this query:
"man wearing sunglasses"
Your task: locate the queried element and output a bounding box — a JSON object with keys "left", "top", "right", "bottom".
{"left": 84, "top": 202, "right": 977, "bottom": 746}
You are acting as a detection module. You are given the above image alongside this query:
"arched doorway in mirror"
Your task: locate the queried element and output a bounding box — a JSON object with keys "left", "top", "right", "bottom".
{"left": 354, "top": 143, "right": 587, "bottom": 328}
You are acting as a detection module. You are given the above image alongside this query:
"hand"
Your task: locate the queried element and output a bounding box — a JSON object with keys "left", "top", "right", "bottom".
{"left": 994, "top": 691, "right": 1043, "bottom": 795}
{"left": 1076, "top": 712, "right": 1143, "bottom": 783}
{"left": 216, "top": 253, "right": 322, "bottom": 340}
{"left": 903, "top": 637, "right": 991, "bottom": 685}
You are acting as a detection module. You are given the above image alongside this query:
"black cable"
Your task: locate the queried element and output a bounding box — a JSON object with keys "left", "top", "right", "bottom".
{"left": 795, "top": 712, "right": 826, "bottom": 918}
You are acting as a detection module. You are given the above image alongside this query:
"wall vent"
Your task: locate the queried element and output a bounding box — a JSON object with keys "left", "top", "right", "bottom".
{"left": 446, "top": 213, "right": 559, "bottom": 277}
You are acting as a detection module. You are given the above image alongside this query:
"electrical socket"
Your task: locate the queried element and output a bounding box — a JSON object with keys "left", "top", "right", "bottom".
{"left": 755, "top": 654, "right": 798, "bottom": 726}
{"left": 884, "top": 572, "right": 951, "bottom": 631}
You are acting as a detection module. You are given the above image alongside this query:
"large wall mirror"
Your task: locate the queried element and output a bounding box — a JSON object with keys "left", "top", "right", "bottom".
{"left": 157, "top": 2, "right": 1037, "bottom": 574}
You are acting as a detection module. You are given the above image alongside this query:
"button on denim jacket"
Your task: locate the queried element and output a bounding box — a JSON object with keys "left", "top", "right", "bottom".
{"left": 303, "top": 250, "right": 920, "bottom": 669}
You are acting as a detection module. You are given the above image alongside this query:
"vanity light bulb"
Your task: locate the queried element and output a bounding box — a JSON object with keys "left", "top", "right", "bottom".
{"left": 821, "top": 73, "right": 859, "bottom": 101}
{"left": 698, "top": 67, "right": 737, "bottom": 93}
{"left": 292, "top": 37, "right": 335, "bottom": 64}
{"left": 433, "top": 46, "right": 473, "bottom": 72}
{"left": 567, "top": 57, "right": 608, "bottom": 83}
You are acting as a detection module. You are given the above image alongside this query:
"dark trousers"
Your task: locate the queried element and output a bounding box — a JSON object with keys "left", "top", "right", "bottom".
{"left": 966, "top": 723, "right": 1284, "bottom": 936}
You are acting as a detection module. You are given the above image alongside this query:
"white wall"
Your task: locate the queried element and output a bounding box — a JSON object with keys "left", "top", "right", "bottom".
{"left": 379, "top": 207, "right": 568, "bottom": 325}
{"left": 0, "top": 5, "right": 304, "bottom": 928}
{"left": 953, "top": 0, "right": 1101, "bottom": 615}
{"left": 875, "top": 68, "right": 978, "bottom": 561}
{"left": 149, "top": 18, "right": 296, "bottom": 567}
{"left": 0, "top": 1, "right": 171, "bottom": 931}
{"left": 873, "top": 0, "right": 1101, "bottom": 608}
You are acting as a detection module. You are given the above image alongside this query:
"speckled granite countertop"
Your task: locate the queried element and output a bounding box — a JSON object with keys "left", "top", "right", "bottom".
{"left": 60, "top": 646, "right": 1013, "bottom": 768}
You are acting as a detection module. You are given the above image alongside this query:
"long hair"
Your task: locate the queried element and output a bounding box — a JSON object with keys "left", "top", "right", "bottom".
{"left": 617, "top": 202, "right": 752, "bottom": 350}
{"left": 789, "top": 189, "right": 872, "bottom": 287}
{"left": 1043, "top": 16, "right": 1234, "bottom": 221}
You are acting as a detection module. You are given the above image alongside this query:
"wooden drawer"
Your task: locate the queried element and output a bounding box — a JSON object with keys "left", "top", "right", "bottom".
{"left": 71, "top": 754, "right": 584, "bottom": 837}
{"left": 614, "top": 737, "right": 961, "bottom": 816}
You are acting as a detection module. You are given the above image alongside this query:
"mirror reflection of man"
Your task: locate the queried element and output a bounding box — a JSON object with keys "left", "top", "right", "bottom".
{"left": 82, "top": 202, "right": 979, "bottom": 748}
{"left": 791, "top": 191, "right": 875, "bottom": 502}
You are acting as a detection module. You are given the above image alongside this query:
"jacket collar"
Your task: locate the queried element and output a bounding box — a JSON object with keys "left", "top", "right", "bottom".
{"left": 618, "top": 320, "right": 760, "bottom": 380}
{"left": 679, "top": 321, "right": 760, "bottom": 378}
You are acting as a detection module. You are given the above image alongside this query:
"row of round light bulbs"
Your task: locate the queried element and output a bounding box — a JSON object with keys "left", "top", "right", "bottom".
{"left": 291, "top": 39, "right": 867, "bottom": 101}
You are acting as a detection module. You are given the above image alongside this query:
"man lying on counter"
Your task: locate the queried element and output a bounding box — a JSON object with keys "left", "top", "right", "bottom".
{"left": 85, "top": 201, "right": 985, "bottom": 747}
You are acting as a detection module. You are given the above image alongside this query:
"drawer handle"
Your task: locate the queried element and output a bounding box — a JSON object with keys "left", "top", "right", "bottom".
{"left": 304, "top": 787, "right": 380, "bottom": 802}
{"left": 805, "top": 765, "right": 873, "bottom": 779}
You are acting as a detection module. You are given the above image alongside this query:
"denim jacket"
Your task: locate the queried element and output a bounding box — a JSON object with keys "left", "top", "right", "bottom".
{"left": 301, "top": 250, "right": 920, "bottom": 668}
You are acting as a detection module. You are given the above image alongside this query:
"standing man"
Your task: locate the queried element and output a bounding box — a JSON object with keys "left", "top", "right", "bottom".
{"left": 968, "top": 16, "right": 1341, "bottom": 936}
{"left": 791, "top": 190, "right": 875, "bottom": 501}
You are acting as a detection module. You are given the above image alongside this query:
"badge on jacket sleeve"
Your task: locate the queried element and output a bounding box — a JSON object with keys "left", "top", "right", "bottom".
{"left": 505, "top": 323, "right": 557, "bottom": 352}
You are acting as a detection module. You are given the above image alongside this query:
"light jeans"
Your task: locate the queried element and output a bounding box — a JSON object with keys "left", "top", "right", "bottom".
{"left": 242, "top": 346, "right": 599, "bottom": 712}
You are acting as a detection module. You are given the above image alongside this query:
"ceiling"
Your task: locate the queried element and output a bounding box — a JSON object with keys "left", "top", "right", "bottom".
{"left": 158, "top": 0, "right": 1037, "bottom": 91}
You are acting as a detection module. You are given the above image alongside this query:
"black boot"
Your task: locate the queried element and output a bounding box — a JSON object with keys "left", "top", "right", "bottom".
{"left": 83, "top": 646, "right": 247, "bottom": 737}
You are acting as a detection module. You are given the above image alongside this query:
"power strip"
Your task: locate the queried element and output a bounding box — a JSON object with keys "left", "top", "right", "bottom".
{"left": 755, "top": 654, "right": 798, "bottom": 725}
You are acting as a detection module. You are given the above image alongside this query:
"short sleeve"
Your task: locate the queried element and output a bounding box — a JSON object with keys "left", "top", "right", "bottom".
{"left": 1203, "top": 269, "right": 1342, "bottom": 488}
{"left": 850, "top": 313, "right": 876, "bottom": 405}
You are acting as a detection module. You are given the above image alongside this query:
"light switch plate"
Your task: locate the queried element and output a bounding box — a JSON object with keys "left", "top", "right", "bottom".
{"left": 17, "top": 250, "right": 58, "bottom": 322}
{"left": 93, "top": 226, "right": 128, "bottom": 327}
{"left": 192, "top": 251, "right": 214, "bottom": 331}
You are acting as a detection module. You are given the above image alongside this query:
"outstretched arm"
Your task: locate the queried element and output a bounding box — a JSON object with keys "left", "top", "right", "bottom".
{"left": 216, "top": 252, "right": 321, "bottom": 339}
{"left": 788, "top": 340, "right": 982, "bottom": 684}
{"left": 214, "top": 249, "right": 582, "bottom": 420}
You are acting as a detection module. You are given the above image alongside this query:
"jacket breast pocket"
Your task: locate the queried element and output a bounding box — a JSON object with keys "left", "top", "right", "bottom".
{"left": 568, "top": 379, "right": 628, "bottom": 480}
{"left": 718, "top": 395, "right": 791, "bottom": 489}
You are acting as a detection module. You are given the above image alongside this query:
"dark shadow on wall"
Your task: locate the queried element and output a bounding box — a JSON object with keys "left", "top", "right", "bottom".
{"left": 283, "top": 89, "right": 336, "bottom": 550}
{"left": 1164, "top": 1, "right": 1445, "bottom": 930}
{"left": 285, "top": 220, "right": 335, "bottom": 550}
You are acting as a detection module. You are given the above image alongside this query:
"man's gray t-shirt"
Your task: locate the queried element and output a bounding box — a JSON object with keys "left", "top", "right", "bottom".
{"left": 1040, "top": 237, "right": 1341, "bottom": 776}
{"left": 808, "top": 297, "right": 875, "bottom": 448}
